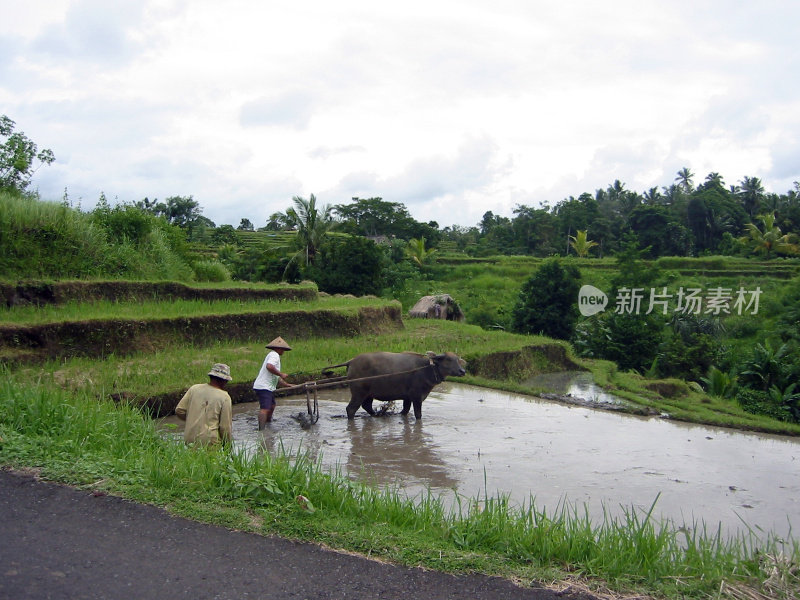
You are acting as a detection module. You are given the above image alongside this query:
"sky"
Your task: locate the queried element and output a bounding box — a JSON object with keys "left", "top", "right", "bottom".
{"left": 2, "top": 0, "right": 799, "bottom": 229}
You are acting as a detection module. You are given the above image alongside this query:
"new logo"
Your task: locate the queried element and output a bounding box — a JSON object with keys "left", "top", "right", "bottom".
{"left": 578, "top": 285, "right": 608, "bottom": 316}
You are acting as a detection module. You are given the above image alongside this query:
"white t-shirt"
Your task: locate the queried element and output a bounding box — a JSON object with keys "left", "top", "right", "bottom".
{"left": 253, "top": 350, "right": 281, "bottom": 391}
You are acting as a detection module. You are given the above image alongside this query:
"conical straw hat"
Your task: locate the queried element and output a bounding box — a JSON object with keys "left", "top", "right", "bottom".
{"left": 266, "top": 336, "right": 292, "bottom": 351}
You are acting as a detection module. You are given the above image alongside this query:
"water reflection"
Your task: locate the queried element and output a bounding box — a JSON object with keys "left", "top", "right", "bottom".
{"left": 160, "top": 382, "right": 800, "bottom": 541}
{"left": 523, "top": 370, "right": 621, "bottom": 404}
{"left": 345, "top": 416, "right": 459, "bottom": 490}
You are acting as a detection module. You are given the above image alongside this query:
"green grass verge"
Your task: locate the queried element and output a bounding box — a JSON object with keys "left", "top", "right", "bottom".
{"left": 0, "top": 295, "right": 394, "bottom": 326}
{"left": 1, "top": 374, "right": 797, "bottom": 599}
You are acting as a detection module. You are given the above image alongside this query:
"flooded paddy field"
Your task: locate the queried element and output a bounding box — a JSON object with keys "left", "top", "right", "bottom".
{"left": 162, "top": 382, "right": 799, "bottom": 541}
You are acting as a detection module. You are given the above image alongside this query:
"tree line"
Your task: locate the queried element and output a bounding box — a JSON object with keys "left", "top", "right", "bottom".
{"left": 4, "top": 113, "right": 798, "bottom": 261}
{"left": 442, "top": 171, "right": 799, "bottom": 259}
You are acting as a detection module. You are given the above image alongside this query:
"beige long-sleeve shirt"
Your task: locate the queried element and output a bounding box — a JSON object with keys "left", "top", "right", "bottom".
{"left": 175, "top": 383, "right": 233, "bottom": 446}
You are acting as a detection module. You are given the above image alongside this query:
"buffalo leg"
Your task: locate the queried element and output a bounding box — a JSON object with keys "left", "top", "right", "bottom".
{"left": 412, "top": 398, "right": 423, "bottom": 419}
{"left": 362, "top": 398, "right": 376, "bottom": 416}
{"left": 346, "top": 397, "right": 362, "bottom": 419}
{"left": 400, "top": 399, "right": 412, "bottom": 415}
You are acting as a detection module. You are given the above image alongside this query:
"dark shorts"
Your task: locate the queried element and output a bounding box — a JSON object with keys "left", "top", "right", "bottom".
{"left": 255, "top": 389, "right": 276, "bottom": 410}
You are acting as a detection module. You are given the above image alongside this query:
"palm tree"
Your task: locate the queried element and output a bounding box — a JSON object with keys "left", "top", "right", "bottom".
{"left": 704, "top": 172, "right": 724, "bottom": 188}
{"left": 283, "top": 194, "right": 334, "bottom": 269}
{"left": 643, "top": 187, "right": 662, "bottom": 205}
{"left": 568, "top": 230, "right": 599, "bottom": 257}
{"left": 738, "top": 176, "right": 765, "bottom": 219}
{"left": 739, "top": 213, "right": 799, "bottom": 258}
{"left": 675, "top": 167, "right": 695, "bottom": 193}
{"left": 405, "top": 236, "right": 438, "bottom": 267}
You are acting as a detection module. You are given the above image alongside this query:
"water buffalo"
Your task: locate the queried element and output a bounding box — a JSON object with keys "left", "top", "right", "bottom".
{"left": 330, "top": 351, "right": 466, "bottom": 420}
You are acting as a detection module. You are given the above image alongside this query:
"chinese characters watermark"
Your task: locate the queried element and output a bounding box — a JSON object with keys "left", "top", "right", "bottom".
{"left": 578, "top": 285, "right": 762, "bottom": 317}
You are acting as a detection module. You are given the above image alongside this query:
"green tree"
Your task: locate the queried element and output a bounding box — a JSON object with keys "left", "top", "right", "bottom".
{"left": 568, "top": 230, "right": 598, "bottom": 257}
{"left": 628, "top": 205, "right": 690, "bottom": 257}
{"left": 0, "top": 115, "right": 55, "bottom": 192}
{"left": 704, "top": 172, "right": 724, "bottom": 188}
{"left": 512, "top": 258, "right": 581, "bottom": 339}
{"left": 404, "top": 236, "right": 438, "bottom": 266}
{"left": 161, "top": 196, "right": 203, "bottom": 228}
{"left": 309, "top": 235, "right": 384, "bottom": 296}
{"left": 333, "top": 197, "right": 439, "bottom": 243}
{"left": 554, "top": 193, "right": 601, "bottom": 253}
{"left": 284, "top": 194, "right": 335, "bottom": 267}
{"left": 738, "top": 176, "right": 765, "bottom": 220}
{"left": 642, "top": 187, "right": 663, "bottom": 205}
{"left": 675, "top": 167, "right": 695, "bottom": 193}
{"left": 210, "top": 224, "right": 239, "bottom": 246}
{"left": 511, "top": 205, "right": 558, "bottom": 256}
{"left": 475, "top": 211, "right": 514, "bottom": 255}
{"left": 237, "top": 218, "right": 254, "bottom": 231}
{"left": 609, "top": 232, "right": 662, "bottom": 292}
{"left": 739, "top": 213, "right": 799, "bottom": 257}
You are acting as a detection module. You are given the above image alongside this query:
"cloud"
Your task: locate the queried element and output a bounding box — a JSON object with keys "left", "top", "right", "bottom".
{"left": 323, "top": 135, "right": 512, "bottom": 225}
{"left": 3, "top": 0, "right": 800, "bottom": 231}
{"left": 30, "top": 0, "right": 146, "bottom": 64}
{"left": 308, "top": 145, "right": 366, "bottom": 160}
{"left": 240, "top": 91, "right": 317, "bottom": 130}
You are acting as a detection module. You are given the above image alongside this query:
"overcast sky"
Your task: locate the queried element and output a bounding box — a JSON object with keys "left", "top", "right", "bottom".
{"left": 2, "top": 0, "right": 798, "bottom": 229}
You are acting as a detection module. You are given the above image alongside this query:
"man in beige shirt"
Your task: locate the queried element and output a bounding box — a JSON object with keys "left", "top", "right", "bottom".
{"left": 175, "top": 363, "right": 233, "bottom": 446}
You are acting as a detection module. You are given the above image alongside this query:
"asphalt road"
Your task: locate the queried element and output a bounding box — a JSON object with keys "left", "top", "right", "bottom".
{"left": 0, "top": 470, "right": 598, "bottom": 600}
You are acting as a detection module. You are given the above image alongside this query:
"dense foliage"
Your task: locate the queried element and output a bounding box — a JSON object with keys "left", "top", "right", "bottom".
{"left": 440, "top": 174, "right": 800, "bottom": 260}
{"left": 309, "top": 235, "right": 385, "bottom": 296}
{"left": 511, "top": 258, "right": 581, "bottom": 339}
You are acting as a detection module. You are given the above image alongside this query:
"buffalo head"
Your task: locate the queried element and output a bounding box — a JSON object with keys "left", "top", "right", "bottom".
{"left": 427, "top": 351, "right": 467, "bottom": 377}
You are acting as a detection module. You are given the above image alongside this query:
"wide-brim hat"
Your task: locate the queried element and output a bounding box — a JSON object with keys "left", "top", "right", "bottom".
{"left": 266, "top": 336, "right": 292, "bottom": 351}
{"left": 208, "top": 363, "right": 232, "bottom": 381}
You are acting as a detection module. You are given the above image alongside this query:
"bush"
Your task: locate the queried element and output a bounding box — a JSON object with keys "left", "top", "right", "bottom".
{"left": 735, "top": 388, "right": 793, "bottom": 421}
{"left": 192, "top": 260, "right": 231, "bottom": 282}
{"left": 381, "top": 259, "right": 421, "bottom": 301}
{"left": 309, "top": 235, "right": 384, "bottom": 296}
{"left": 512, "top": 258, "right": 581, "bottom": 339}
{"left": 573, "top": 312, "right": 664, "bottom": 372}
{"left": 656, "top": 333, "right": 723, "bottom": 382}
{"left": 468, "top": 302, "right": 511, "bottom": 331}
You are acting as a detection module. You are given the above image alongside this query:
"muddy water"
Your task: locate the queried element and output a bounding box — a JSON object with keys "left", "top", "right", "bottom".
{"left": 162, "top": 382, "right": 800, "bottom": 541}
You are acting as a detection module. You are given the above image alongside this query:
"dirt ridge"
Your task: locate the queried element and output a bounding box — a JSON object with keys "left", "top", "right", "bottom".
{"left": 0, "top": 304, "right": 404, "bottom": 366}
{"left": 1, "top": 280, "right": 317, "bottom": 307}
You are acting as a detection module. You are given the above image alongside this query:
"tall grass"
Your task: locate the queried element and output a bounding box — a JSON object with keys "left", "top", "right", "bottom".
{"left": 1, "top": 373, "right": 796, "bottom": 598}
{"left": 0, "top": 191, "right": 193, "bottom": 281}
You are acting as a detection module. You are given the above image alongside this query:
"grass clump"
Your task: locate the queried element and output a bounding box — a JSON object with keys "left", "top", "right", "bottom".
{"left": 192, "top": 259, "right": 232, "bottom": 282}
{"left": 1, "top": 373, "right": 796, "bottom": 598}
{"left": 0, "top": 191, "right": 193, "bottom": 281}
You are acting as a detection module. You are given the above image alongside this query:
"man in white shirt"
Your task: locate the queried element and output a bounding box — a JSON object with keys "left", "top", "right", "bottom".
{"left": 253, "top": 336, "right": 292, "bottom": 429}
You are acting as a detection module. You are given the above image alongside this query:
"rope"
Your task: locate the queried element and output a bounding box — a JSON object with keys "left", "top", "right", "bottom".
{"left": 281, "top": 362, "right": 436, "bottom": 393}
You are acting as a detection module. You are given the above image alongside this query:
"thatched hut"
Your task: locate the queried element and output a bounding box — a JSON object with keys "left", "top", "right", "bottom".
{"left": 409, "top": 294, "right": 464, "bottom": 321}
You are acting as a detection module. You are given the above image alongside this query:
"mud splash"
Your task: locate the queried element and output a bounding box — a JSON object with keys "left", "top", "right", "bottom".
{"left": 161, "top": 382, "right": 800, "bottom": 541}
